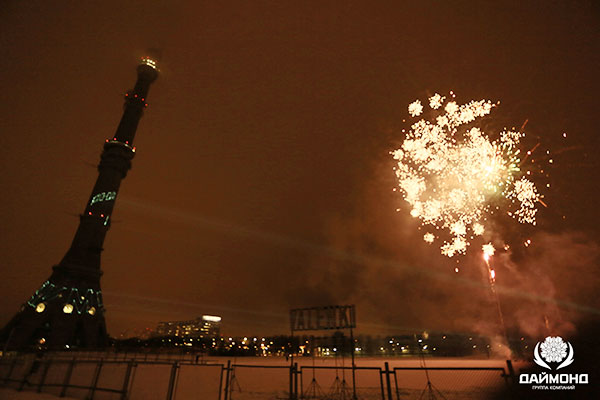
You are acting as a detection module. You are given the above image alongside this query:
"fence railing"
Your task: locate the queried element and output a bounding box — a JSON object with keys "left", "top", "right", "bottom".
{"left": 0, "top": 353, "right": 516, "bottom": 400}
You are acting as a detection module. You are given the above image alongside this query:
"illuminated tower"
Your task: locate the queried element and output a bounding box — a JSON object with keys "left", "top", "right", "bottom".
{"left": 1, "top": 56, "right": 159, "bottom": 349}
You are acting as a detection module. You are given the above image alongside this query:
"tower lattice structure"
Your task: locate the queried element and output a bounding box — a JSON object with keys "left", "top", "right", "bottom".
{"left": 1, "top": 57, "right": 159, "bottom": 350}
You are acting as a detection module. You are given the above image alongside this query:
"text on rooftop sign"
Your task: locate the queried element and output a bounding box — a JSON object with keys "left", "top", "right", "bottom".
{"left": 290, "top": 305, "right": 356, "bottom": 332}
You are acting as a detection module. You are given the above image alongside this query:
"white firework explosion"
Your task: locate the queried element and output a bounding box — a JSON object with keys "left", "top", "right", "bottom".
{"left": 392, "top": 92, "right": 542, "bottom": 257}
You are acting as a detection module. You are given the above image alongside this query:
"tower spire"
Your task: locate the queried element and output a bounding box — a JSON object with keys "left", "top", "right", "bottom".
{"left": 1, "top": 56, "right": 160, "bottom": 350}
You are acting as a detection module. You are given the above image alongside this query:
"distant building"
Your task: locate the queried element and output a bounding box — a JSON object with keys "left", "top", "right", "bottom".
{"left": 155, "top": 315, "right": 221, "bottom": 338}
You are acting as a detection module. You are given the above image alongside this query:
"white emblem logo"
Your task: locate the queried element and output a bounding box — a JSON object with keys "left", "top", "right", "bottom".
{"left": 533, "top": 336, "right": 574, "bottom": 370}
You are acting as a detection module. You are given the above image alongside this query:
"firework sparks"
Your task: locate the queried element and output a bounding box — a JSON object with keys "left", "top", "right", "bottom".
{"left": 429, "top": 93, "right": 445, "bottom": 109}
{"left": 392, "top": 92, "right": 542, "bottom": 257}
{"left": 482, "top": 243, "right": 496, "bottom": 283}
{"left": 482, "top": 243, "right": 495, "bottom": 261}
{"left": 473, "top": 222, "right": 485, "bottom": 236}
{"left": 408, "top": 100, "right": 424, "bottom": 117}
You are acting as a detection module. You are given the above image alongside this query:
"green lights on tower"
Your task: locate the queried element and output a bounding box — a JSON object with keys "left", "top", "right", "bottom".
{"left": 90, "top": 191, "right": 117, "bottom": 206}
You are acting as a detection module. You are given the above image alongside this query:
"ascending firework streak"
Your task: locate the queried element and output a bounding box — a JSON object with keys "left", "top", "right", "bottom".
{"left": 391, "top": 92, "right": 543, "bottom": 257}
{"left": 482, "top": 244, "right": 509, "bottom": 345}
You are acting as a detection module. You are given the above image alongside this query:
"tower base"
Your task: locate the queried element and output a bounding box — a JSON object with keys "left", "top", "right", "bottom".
{"left": 1, "top": 266, "right": 107, "bottom": 351}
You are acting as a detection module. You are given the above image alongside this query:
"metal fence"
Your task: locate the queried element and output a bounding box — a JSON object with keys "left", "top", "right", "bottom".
{"left": 0, "top": 353, "right": 516, "bottom": 400}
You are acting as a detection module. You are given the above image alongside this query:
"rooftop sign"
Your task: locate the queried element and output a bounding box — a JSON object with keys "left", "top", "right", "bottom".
{"left": 290, "top": 305, "right": 356, "bottom": 332}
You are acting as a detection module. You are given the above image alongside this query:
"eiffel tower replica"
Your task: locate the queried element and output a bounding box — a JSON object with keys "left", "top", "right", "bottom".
{"left": 1, "top": 55, "right": 159, "bottom": 350}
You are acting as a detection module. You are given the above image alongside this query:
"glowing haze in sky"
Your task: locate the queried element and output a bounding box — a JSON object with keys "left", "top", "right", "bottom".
{"left": 0, "top": 2, "right": 598, "bottom": 337}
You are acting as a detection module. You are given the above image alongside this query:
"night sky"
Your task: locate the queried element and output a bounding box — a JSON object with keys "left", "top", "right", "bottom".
{"left": 1, "top": 1, "right": 599, "bottom": 339}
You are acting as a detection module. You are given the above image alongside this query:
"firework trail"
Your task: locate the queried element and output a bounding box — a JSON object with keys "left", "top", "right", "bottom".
{"left": 391, "top": 92, "right": 543, "bottom": 257}
{"left": 482, "top": 244, "right": 509, "bottom": 345}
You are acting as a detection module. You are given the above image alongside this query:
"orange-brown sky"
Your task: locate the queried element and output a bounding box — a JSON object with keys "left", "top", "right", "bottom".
{"left": 1, "top": 1, "right": 599, "bottom": 338}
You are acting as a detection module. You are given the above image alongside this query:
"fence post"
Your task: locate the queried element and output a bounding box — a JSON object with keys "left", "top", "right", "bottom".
{"left": 299, "top": 366, "right": 303, "bottom": 398}
{"left": 393, "top": 367, "right": 400, "bottom": 400}
{"left": 17, "top": 357, "right": 32, "bottom": 391}
{"left": 384, "top": 362, "right": 392, "bottom": 400}
{"left": 505, "top": 360, "right": 516, "bottom": 385}
{"left": 378, "top": 368, "right": 385, "bottom": 400}
{"left": 120, "top": 361, "right": 134, "bottom": 400}
{"left": 350, "top": 328, "right": 357, "bottom": 400}
{"left": 3, "top": 357, "right": 18, "bottom": 386}
{"left": 289, "top": 360, "right": 293, "bottom": 400}
{"left": 60, "top": 358, "right": 76, "bottom": 398}
{"left": 165, "top": 361, "right": 179, "bottom": 400}
{"left": 293, "top": 362, "right": 299, "bottom": 399}
{"left": 87, "top": 359, "right": 103, "bottom": 400}
{"left": 37, "top": 359, "right": 52, "bottom": 393}
{"left": 223, "top": 360, "right": 231, "bottom": 400}
{"left": 217, "top": 364, "right": 224, "bottom": 400}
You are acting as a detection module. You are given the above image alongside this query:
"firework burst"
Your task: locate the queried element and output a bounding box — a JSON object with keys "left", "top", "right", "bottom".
{"left": 392, "top": 93, "right": 542, "bottom": 257}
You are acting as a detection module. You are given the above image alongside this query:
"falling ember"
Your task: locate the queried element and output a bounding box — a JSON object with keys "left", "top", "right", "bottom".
{"left": 423, "top": 232, "right": 435, "bottom": 243}
{"left": 408, "top": 100, "right": 424, "bottom": 117}
{"left": 429, "top": 93, "right": 445, "bottom": 109}
{"left": 391, "top": 92, "right": 542, "bottom": 256}
{"left": 490, "top": 269, "right": 496, "bottom": 280}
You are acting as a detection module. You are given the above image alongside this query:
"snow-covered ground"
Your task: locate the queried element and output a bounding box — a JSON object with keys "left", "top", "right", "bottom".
{"left": 1, "top": 355, "right": 525, "bottom": 400}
